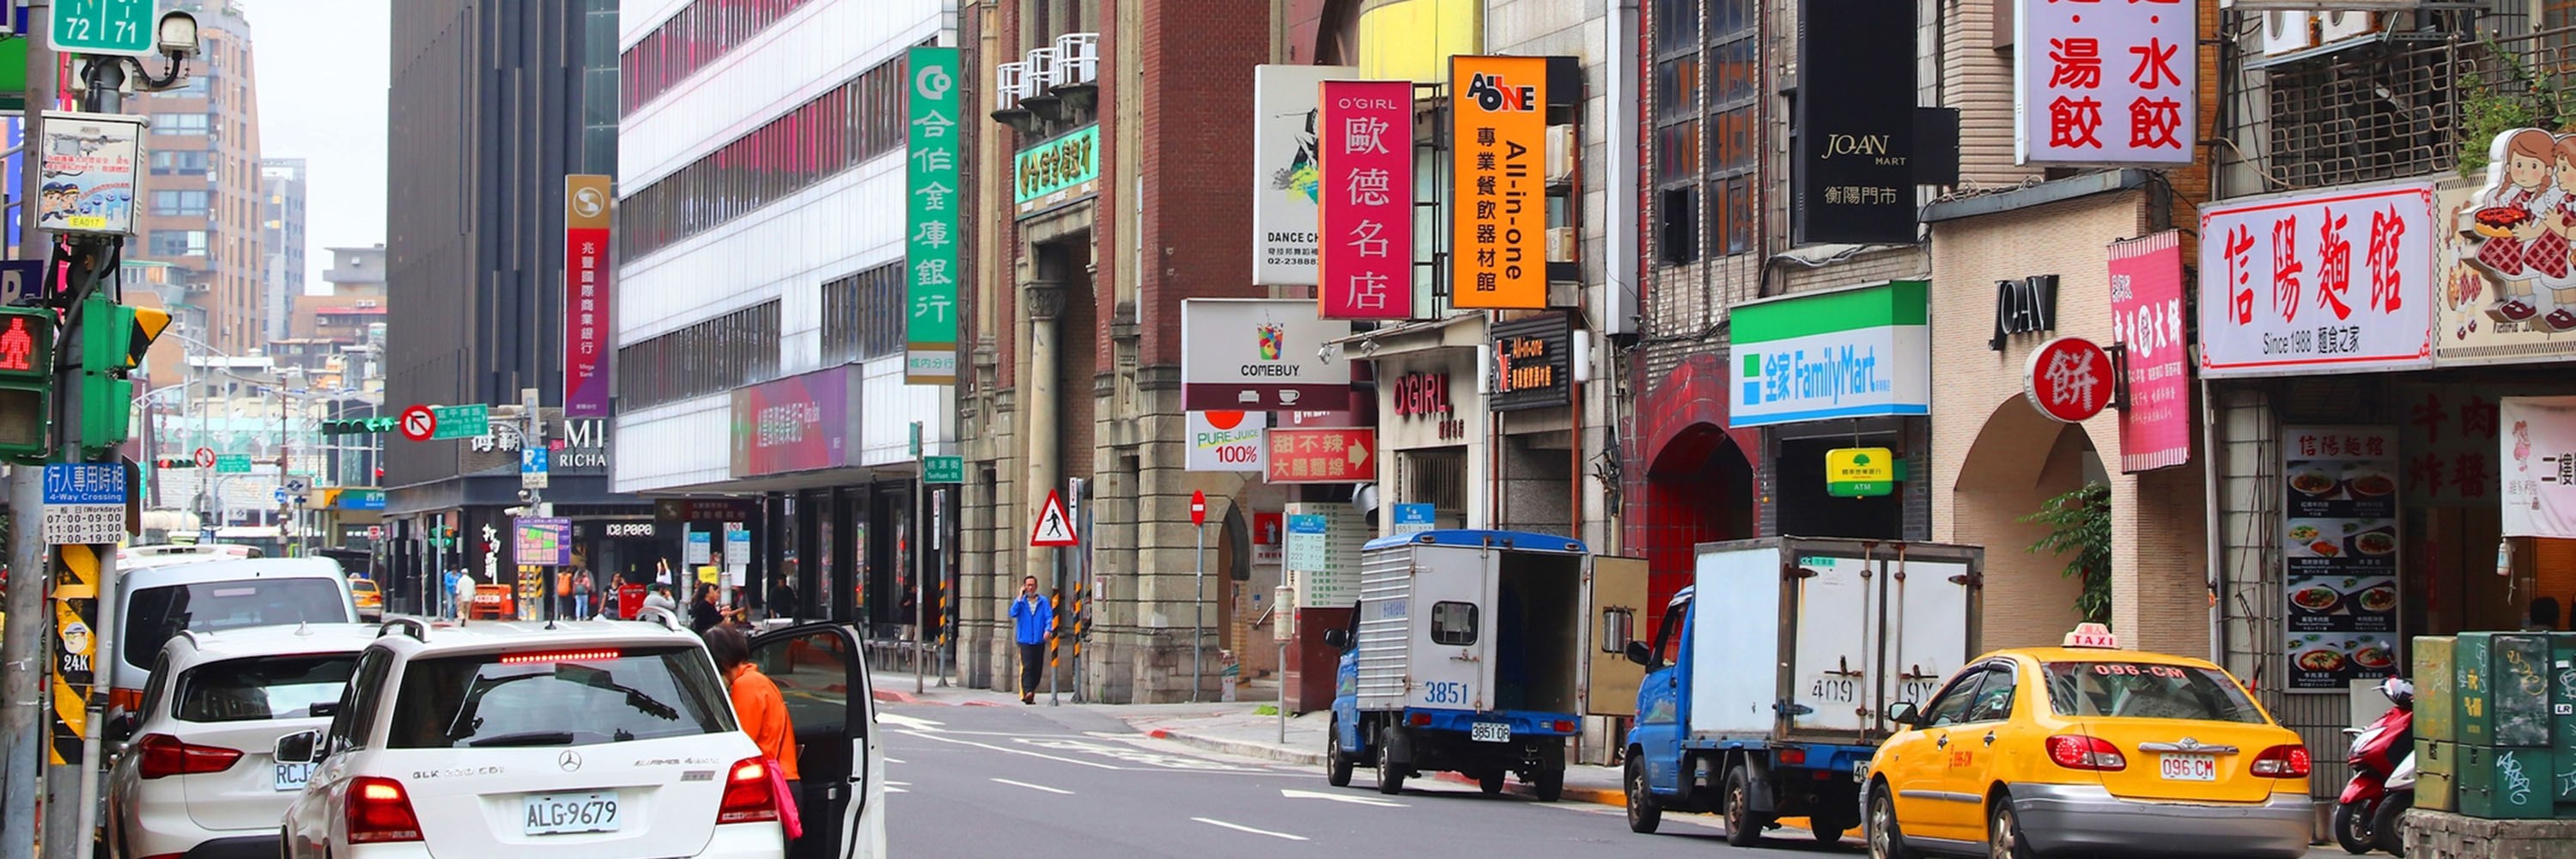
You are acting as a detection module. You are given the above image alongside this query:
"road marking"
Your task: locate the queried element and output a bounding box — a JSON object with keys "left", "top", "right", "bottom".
{"left": 1280, "top": 788, "right": 1406, "bottom": 807}
{"left": 877, "top": 713, "right": 945, "bottom": 732}
{"left": 990, "top": 777, "right": 1074, "bottom": 795}
{"left": 884, "top": 758, "right": 906, "bottom": 765}
{"left": 896, "top": 730, "right": 1123, "bottom": 770}
{"left": 1193, "top": 818, "right": 1309, "bottom": 841}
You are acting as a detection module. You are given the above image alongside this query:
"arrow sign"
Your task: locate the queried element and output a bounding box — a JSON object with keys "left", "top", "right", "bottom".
{"left": 1279, "top": 789, "right": 1406, "bottom": 807}
{"left": 399, "top": 405, "right": 436, "bottom": 442}
{"left": 1030, "top": 489, "right": 1078, "bottom": 547}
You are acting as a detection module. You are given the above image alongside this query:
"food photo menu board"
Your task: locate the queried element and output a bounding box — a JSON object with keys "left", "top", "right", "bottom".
{"left": 2283, "top": 426, "right": 2404, "bottom": 691}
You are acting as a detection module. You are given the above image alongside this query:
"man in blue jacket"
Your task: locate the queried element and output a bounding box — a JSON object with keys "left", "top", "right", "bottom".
{"left": 1010, "top": 575, "right": 1054, "bottom": 704}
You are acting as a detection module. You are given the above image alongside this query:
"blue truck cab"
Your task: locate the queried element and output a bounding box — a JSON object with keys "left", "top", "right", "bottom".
{"left": 1320, "top": 529, "right": 1606, "bottom": 800}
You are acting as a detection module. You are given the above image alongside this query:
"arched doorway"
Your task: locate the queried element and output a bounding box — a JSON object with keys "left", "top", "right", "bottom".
{"left": 1639, "top": 423, "right": 1756, "bottom": 633}
{"left": 1953, "top": 399, "right": 2107, "bottom": 651}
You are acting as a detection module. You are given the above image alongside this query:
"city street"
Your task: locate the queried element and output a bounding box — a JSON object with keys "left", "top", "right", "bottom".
{"left": 878, "top": 699, "right": 1820, "bottom": 858}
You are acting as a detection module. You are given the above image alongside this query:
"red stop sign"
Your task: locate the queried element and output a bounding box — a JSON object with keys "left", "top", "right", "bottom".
{"left": 2023, "top": 336, "right": 2116, "bottom": 423}
{"left": 1189, "top": 490, "right": 1206, "bottom": 526}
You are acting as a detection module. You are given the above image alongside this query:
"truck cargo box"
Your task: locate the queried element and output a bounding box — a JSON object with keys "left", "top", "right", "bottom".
{"left": 1353, "top": 530, "right": 1588, "bottom": 715}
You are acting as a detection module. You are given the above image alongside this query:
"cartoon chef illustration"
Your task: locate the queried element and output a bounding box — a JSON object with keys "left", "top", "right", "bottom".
{"left": 2467, "top": 128, "right": 2558, "bottom": 326}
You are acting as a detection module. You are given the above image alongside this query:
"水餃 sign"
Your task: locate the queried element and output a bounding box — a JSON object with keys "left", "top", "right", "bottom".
{"left": 2014, "top": 0, "right": 2195, "bottom": 166}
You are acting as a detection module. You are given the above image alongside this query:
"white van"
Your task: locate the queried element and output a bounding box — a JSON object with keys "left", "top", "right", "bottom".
{"left": 111, "top": 558, "right": 357, "bottom": 717}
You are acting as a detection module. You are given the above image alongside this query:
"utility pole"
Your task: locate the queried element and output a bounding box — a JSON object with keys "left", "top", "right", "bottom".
{"left": 2, "top": 6, "right": 54, "bottom": 857}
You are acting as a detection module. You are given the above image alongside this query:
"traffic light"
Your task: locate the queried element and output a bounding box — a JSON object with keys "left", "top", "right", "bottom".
{"left": 152, "top": 456, "right": 198, "bottom": 469}
{"left": 73, "top": 299, "right": 170, "bottom": 454}
{"left": 321, "top": 417, "right": 398, "bottom": 436}
{"left": 0, "top": 307, "right": 55, "bottom": 461}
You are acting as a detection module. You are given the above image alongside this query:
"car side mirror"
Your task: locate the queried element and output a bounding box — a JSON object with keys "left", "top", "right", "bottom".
{"left": 1625, "top": 640, "right": 1656, "bottom": 667}
{"left": 274, "top": 729, "right": 321, "bottom": 765}
{"left": 308, "top": 699, "right": 340, "bottom": 718}
{"left": 1885, "top": 701, "right": 1922, "bottom": 728}
{"left": 1321, "top": 628, "right": 1352, "bottom": 651}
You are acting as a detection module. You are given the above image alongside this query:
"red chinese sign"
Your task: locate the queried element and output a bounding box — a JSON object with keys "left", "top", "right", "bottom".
{"left": 2023, "top": 336, "right": 2115, "bottom": 423}
{"left": 1318, "top": 80, "right": 1414, "bottom": 320}
{"left": 2399, "top": 383, "right": 2510, "bottom": 507}
{"left": 2015, "top": 0, "right": 2194, "bottom": 166}
{"left": 564, "top": 174, "right": 613, "bottom": 417}
{"left": 2196, "top": 181, "right": 2436, "bottom": 377}
{"left": 2109, "top": 230, "right": 2190, "bottom": 472}
{"left": 1265, "top": 427, "right": 1376, "bottom": 484}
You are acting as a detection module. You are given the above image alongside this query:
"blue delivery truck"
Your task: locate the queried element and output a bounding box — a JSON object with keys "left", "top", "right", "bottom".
{"left": 1619, "top": 537, "right": 1982, "bottom": 846}
{"left": 1321, "top": 529, "right": 1647, "bottom": 801}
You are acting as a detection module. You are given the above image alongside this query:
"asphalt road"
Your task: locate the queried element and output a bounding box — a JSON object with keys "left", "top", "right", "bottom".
{"left": 876, "top": 701, "right": 1853, "bottom": 859}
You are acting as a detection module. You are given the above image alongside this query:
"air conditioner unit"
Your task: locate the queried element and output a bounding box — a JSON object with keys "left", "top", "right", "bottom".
{"left": 2260, "top": 11, "right": 2314, "bottom": 57}
{"left": 2316, "top": 9, "right": 2379, "bottom": 48}
{"left": 1054, "top": 33, "right": 1099, "bottom": 86}
{"left": 1545, "top": 124, "right": 1577, "bottom": 185}
{"left": 1546, "top": 227, "right": 1577, "bottom": 264}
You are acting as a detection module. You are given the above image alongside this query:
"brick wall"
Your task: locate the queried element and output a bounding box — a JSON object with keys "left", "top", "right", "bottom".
{"left": 1928, "top": 187, "right": 2212, "bottom": 656}
{"left": 1135, "top": 0, "right": 1270, "bottom": 368}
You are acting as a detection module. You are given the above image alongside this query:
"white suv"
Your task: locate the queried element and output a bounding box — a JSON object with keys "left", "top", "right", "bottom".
{"left": 278, "top": 616, "right": 885, "bottom": 858}
{"left": 103, "top": 622, "right": 378, "bottom": 859}
{"left": 112, "top": 557, "right": 359, "bottom": 717}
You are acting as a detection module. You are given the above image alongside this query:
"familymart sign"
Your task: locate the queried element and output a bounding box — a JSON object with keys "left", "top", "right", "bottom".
{"left": 1729, "top": 280, "right": 1930, "bottom": 428}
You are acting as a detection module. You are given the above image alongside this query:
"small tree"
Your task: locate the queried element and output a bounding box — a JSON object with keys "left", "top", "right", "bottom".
{"left": 2021, "top": 482, "right": 2111, "bottom": 625}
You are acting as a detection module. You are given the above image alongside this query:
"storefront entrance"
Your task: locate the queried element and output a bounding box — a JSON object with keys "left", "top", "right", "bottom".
{"left": 1953, "top": 398, "right": 2103, "bottom": 650}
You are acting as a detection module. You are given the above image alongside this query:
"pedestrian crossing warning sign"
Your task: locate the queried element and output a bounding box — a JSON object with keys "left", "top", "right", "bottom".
{"left": 1030, "top": 489, "right": 1078, "bottom": 547}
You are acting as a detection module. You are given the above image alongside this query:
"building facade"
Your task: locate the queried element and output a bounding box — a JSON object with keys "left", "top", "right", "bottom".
{"left": 259, "top": 157, "right": 307, "bottom": 344}
{"left": 385, "top": 0, "right": 641, "bottom": 615}
{"left": 132, "top": 0, "right": 266, "bottom": 357}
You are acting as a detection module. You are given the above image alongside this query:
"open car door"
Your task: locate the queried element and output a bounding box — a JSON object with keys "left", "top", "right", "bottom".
{"left": 750, "top": 622, "right": 887, "bottom": 858}
{"left": 1583, "top": 556, "right": 1649, "bottom": 716}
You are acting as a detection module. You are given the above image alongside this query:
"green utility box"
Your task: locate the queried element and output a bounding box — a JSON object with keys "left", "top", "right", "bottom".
{"left": 2555, "top": 633, "right": 2576, "bottom": 752}
{"left": 2418, "top": 740, "right": 2457, "bottom": 813}
{"left": 2456, "top": 633, "right": 2552, "bottom": 748}
{"left": 2459, "top": 744, "right": 2555, "bottom": 819}
{"left": 2458, "top": 633, "right": 2493, "bottom": 746}
{"left": 2416, "top": 636, "right": 2455, "bottom": 744}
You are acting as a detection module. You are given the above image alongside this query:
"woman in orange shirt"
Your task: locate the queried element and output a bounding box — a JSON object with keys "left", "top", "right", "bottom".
{"left": 702, "top": 625, "right": 800, "bottom": 802}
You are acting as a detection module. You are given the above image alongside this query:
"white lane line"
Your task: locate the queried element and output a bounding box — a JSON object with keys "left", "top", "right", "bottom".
{"left": 1192, "top": 818, "right": 1309, "bottom": 841}
{"left": 896, "top": 730, "right": 1123, "bottom": 770}
{"left": 877, "top": 713, "right": 945, "bottom": 732}
{"left": 884, "top": 758, "right": 906, "bottom": 765}
{"left": 990, "top": 777, "right": 1075, "bottom": 795}
{"left": 886, "top": 787, "right": 909, "bottom": 793}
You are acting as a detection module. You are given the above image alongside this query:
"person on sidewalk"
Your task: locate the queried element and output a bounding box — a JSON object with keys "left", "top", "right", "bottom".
{"left": 452, "top": 570, "right": 477, "bottom": 625}
{"left": 703, "top": 624, "right": 800, "bottom": 839}
{"left": 643, "top": 583, "right": 677, "bottom": 616}
{"left": 1009, "top": 576, "right": 1054, "bottom": 704}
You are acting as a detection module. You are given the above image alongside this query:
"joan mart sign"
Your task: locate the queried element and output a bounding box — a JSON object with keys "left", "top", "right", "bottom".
{"left": 2196, "top": 181, "right": 2436, "bottom": 378}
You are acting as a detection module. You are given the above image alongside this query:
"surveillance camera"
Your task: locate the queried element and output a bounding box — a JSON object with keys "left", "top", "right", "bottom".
{"left": 157, "top": 11, "right": 201, "bottom": 58}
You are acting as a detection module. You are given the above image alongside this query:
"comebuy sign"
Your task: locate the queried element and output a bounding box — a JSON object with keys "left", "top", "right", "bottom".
{"left": 1015, "top": 125, "right": 1100, "bottom": 218}
{"left": 1728, "top": 280, "right": 1931, "bottom": 428}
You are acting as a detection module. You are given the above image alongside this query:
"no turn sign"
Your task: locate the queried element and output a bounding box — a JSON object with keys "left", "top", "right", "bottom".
{"left": 1189, "top": 490, "right": 1206, "bottom": 527}
{"left": 192, "top": 448, "right": 214, "bottom": 469}
{"left": 399, "top": 405, "right": 436, "bottom": 442}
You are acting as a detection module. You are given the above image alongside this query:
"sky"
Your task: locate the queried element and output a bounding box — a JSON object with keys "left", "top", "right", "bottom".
{"left": 243, "top": 0, "right": 391, "bottom": 293}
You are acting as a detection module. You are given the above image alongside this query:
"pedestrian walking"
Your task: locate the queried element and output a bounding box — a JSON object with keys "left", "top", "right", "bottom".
{"left": 690, "top": 583, "right": 724, "bottom": 634}
{"left": 703, "top": 624, "right": 802, "bottom": 841}
{"left": 453, "top": 570, "right": 478, "bottom": 625}
{"left": 574, "top": 568, "right": 595, "bottom": 618}
{"left": 1009, "top": 576, "right": 1054, "bottom": 704}
{"left": 769, "top": 581, "right": 797, "bottom": 623}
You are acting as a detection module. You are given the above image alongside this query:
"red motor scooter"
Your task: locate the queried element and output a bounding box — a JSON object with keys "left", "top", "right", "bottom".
{"left": 2335, "top": 676, "right": 2415, "bottom": 855}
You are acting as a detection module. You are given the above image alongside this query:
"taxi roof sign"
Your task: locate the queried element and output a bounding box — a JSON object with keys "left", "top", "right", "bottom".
{"left": 2063, "top": 623, "right": 2120, "bottom": 649}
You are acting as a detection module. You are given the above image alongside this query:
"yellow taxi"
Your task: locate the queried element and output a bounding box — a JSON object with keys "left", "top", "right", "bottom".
{"left": 1862, "top": 624, "right": 2312, "bottom": 859}
{"left": 348, "top": 576, "right": 383, "bottom": 619}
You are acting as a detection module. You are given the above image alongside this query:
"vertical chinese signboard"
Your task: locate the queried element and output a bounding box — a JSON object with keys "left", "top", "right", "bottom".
{"left": 2013, "top": 0, "right": 2195, "bottom": 166}
{"left": 1252, "top": 64, "right": 1355, "bottom": 285}
{"left": 1318, "top": 80, "right": 1414, "bottom": 320}
{"left": 2196, "top": 181, "right": 2436, "bottom": 378}
{"left": 1791, "top": 0, "right": 1917, "bottom": 244}
{"left": 1449, "top": 55, "right": 1546, "bottom": 309}
{"left": 2281, "top": 425, "right": 2402, "bottom": 691}
{"left": 2108, "top": 230, "right": 2189, "bottom": 471}
{"left": 563, "top": 174, "right": 612, "bottom": 417}
{"left": 905, "top": 45, "right": 962, "bottom": 385}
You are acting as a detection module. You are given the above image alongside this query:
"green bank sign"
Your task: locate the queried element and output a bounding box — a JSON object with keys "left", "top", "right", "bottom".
{"left": 1729, "top": 280, "right": 1930, "bottom": 429}
{"left": 1015, "top": 125, "right": 1100, "bottom": 217}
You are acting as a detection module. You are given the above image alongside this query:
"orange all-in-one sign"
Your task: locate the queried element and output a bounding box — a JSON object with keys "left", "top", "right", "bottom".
{"left": 1449, "top": 55, "right": 1547, "bottom": 309}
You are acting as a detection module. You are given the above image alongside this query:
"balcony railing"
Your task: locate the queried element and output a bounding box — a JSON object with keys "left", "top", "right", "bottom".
{"left": 2231, "top": 22, "right": 2576, "bottom": 194}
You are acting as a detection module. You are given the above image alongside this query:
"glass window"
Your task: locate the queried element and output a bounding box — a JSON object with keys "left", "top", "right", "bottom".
{"left": 1961, "top": 663, "right": 2020, "bottom": 722}
{"left": 751, "top": 629, "right": 859, "bottom": 739}
{"left": 1431, "top": 601, "right": 1479, "bottom": 646}
{"left": 1919, "top": 669, "right": 1987, "bottom": 727}
{"left": 2043, "top": 661, "right": 2269, "bottom": 723}
{"left": 175, "top": 654, "right": 359, "bottom": 722}
{"left": 154, "top": 113, "right": 210, "bottom": 135}
{"left": 122, "top": 578, "right": 349, "bottom": 668}
{"left": 617, "top": 57, "right": 906, "bottom": 260}
{"left": 382, "top": 646, "right": 732, "bottom": 749}
{"left": 151, "top": 150, "right": 210, "bottom": 174}
{"left": 325, "top": 648, "right": 392, "bottom": 752}
{"left": 152, "top": 190, "right": 210, "bottom": 216}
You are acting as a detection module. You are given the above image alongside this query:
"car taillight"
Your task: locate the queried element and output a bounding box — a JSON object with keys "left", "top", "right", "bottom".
{"left": 1777, "top": 747, "right": 1807, "bottom": 765}
{"left": 2044, "top": 734, "right": 2127, "bottom": 771}
{"left": 1409, "top": 713, "right": 1431, "bottom": 727}
{"left": 345, "top": 777, "right": 424, "bottom": 844}
{"left": 717, "top": 757, "right": 779, "bottom": 825}
{"left": 2251, "top": 744, "right": 2312, "bottom": 777}
{"left": 134, "top": 734, "right": 243, "bottom": 779}
{"left": 1552, "top": 721, "right": 1576, "bottom": 733}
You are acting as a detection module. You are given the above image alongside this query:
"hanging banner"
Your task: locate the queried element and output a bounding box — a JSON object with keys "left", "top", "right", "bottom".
{"left": 2109, "top": 230, "right": 2190, "bottom": 471}
{"left": 2281, "top": 425, "right": 2402, "bottom": 691}
{"left": 2013, "top": 0, "right": 2195, "bottom": 166}
{"left": 1186, "top": 410, "right": 1269, "bottom": 472}
{"left": 1791, "top": 0, "right": 1917, "bottom": 243}
{"left": 1448, "top": 55, "right": 1547, "bottom": 309}
{"left": 2502, "top": 396, "right": 2576, "bottom": 539}
{"left": 1178, "top": 298, "right": 1352, "bottom": 411}
{"left": 2196, "top": 181, "right": 2437, "bottom": 377}
{"left": 563, "top": 174, "right": 613, "bottom": 417}
{"left": 1318, "top": 79, "right": 1415, "bottom": 320}
{"left": 905, "top": 46, "right": 963, "bottom": 385}
{"left": 1252, "top": 64, "right": 1355, "bottom": 286}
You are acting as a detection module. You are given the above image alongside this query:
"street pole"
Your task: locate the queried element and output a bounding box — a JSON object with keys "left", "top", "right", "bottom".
{"left": 913, "top": 466, "right": 924, "bottom": 696}
{"left": 0, "top": 7, "right": 55, "bottom": 856}
{"left": 1193, "top": 521, "right": 1204, "bottom": 704}
{"left": 57, "top": 55, "right": 131, "bottom": 859}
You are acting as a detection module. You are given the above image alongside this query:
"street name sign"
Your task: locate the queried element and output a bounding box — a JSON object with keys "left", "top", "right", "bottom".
{"left": 922, "top": 454, "right": 963, "bottom": 484}
{"left": 430, "top": 405, "right": 489, "bottom": 440}
{"left": 51, "top": 0, "right": 158, "bottom": 56}
{"left": 214, "top": 454, "right": 250, "bottom": 473}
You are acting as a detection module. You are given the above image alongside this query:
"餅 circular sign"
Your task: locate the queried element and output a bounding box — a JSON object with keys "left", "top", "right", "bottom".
{"left": 2023, "top": 336, "right": 2115, "bottom": 423}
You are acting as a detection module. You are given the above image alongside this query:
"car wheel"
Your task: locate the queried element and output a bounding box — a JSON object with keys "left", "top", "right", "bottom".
{"left": 1325, "top": 717, "right": 1353, "bottom": 788}
{"left": 1479, "top": 771, "right": 1505, "bottom": 795}
{"left": 1988, "top": 794, "right": 2036, "bottom": 859}
{"left": 1373, "top": 727, "right": 1406, "bottom": 795}
{"left": 1723, "top": 764, "right": 1766, "bottom": 847}
{"left": 2372, "top": 793, "right": 2413, "bottom": 857}
{"left": 1868, "top": 784, "right": 1920, "bottom": 859}
{"left": 2333, "top": 801, "right": 2373, "bottom": 854}
{"left": 1624, "top": 758, "right": 1662, "bottom": 834}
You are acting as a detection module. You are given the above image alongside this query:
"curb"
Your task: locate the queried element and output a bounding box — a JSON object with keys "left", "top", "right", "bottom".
{"left": 1425, "top": 771, "right": 1624, "bottom": 807}
{"left": 872, "top": 688, "right": 919, "bottom": 704}
{"left": 1142, "top": 728, "right": 1329, "bottom": 766}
